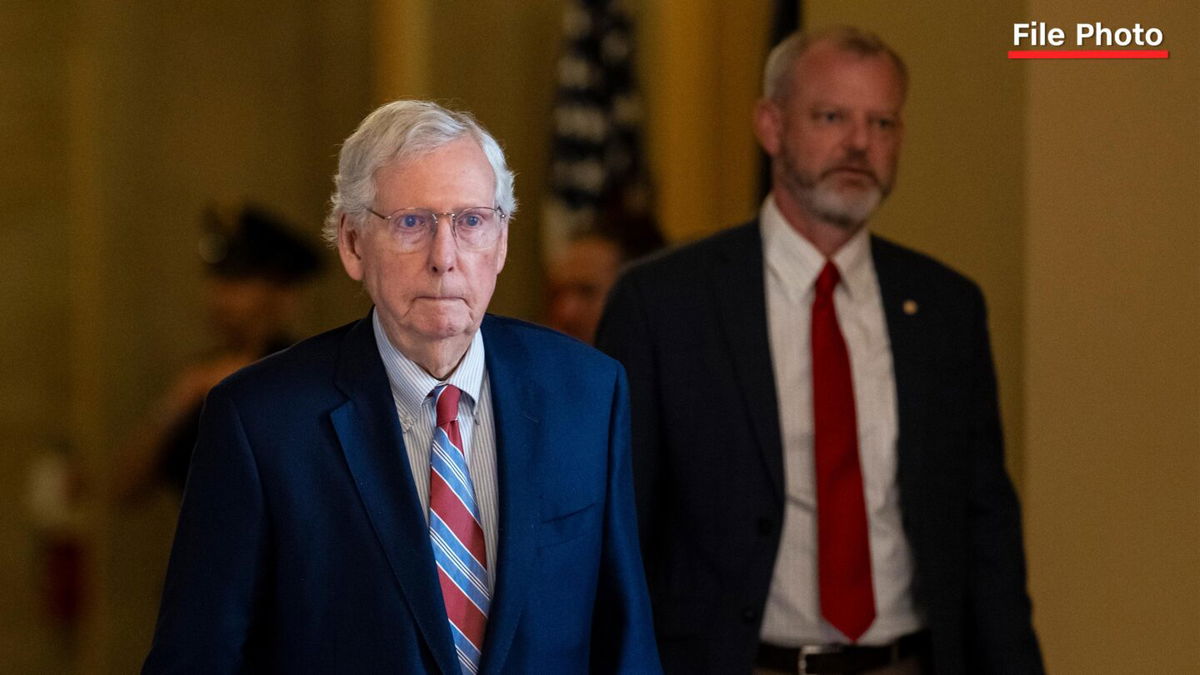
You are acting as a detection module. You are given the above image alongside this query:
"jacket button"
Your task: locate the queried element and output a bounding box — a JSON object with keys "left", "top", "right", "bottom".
{"left": 741, "top": 607, "right": 758, "bottom": 623}
{"left": 757, "top": 517, "right": 774, "bottom": 535}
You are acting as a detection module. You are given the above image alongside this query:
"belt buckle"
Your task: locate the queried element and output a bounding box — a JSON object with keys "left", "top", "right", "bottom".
{"left": 798, "top": 643, "right": 843, "bottom": 675}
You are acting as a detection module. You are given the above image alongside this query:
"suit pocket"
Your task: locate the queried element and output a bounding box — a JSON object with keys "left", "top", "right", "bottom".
{"left": 537, "top": 500, "right": 600, "bottom": 548}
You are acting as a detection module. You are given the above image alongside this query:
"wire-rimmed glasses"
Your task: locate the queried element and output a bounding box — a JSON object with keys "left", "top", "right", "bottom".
{"left": 366, "top": 206, "right": 506, "bottom": 251}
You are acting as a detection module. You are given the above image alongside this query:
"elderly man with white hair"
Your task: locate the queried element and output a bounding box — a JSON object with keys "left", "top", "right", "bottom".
{"left": 144, "top": 100, "right": 660, "bottom": 674}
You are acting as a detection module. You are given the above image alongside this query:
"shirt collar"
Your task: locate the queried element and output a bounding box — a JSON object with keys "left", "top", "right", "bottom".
{"left": 372, "top": 309, "right": 486, "bottom": 424}
{"left": 760, "top": 194, "right": 875, "bottom": 303}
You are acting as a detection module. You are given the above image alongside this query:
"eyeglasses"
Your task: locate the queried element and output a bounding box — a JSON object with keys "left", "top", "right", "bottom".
{"left": 366, "top": 206, "right": 507, "bottom": 251}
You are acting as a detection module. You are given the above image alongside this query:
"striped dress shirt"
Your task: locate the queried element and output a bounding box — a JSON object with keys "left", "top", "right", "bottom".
{"left": 372, "top": 312, "right": 499, "bottom": 586}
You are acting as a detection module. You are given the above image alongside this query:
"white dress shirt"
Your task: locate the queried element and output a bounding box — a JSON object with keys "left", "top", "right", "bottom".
{"left": 372, "top": 312, "right": 499, "bottom": 588}
{"left": 758, "top": 197, "right": 924, "bottom": 646}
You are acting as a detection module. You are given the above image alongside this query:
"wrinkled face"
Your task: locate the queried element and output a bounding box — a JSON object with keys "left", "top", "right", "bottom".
{"left": 756, "top": 41, "right": 905, "bottom": 228}
{"left": 337, "top": 137, "right": 507, "bottom": 352}
{"left": 546, "top": 236, "right": 622, "bottom": 344}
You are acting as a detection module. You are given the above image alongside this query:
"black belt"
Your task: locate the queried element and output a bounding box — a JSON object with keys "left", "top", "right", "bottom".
{"left": 755, "top": 630, "right": 930, "bottom": 674}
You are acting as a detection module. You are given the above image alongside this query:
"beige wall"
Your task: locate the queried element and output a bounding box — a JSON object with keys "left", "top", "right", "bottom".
{"left": 1022, "top": 1, "right": 1200, "bottom": 671}
{"left": 3, "top": 1, "right": 374, "bottom": 671}
{"left": 1, "top": 6, "right": 76, "bottom": 671}
{"left": 640, "top": 0, "right": 773, "bottom": 242}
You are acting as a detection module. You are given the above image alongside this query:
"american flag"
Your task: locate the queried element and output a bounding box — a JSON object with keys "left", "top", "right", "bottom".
{"left": 544, "top": 0, "right": 652, "bottom": 258}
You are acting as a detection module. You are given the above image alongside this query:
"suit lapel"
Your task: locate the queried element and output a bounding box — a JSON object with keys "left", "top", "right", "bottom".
{"left": 477, "top": 316, "right": 541, "bottom": 675}
{"left": 870, "top": 236, "right": 931, "bottom": 499}
{"left": 330, "top": 314, "right": 458, "bottom": 675}
{"left": 712, "top": 223, "right": 786, "bottom": 502}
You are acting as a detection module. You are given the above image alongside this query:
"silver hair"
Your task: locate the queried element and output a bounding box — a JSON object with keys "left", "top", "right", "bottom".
{"left": 762, "top": 26, "right": 908, "bottom": 102}
{"left": 323, "top": 100, "right": 517, "bottom": 245}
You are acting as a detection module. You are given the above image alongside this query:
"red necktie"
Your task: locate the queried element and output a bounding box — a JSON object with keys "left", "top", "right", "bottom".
{"left": 428, "top": 384, "right": 489, "bottom": 672}
{"left": 812, "top": 261, "right": 876, "bottom": 642}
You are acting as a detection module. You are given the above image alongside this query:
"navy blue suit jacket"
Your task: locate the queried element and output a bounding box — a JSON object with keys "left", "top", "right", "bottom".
{"left": 596, "top": 223, "right": 1043, "bottom": 674}
{"left": 144, "top": 313, "right": 661, "bottom": 674}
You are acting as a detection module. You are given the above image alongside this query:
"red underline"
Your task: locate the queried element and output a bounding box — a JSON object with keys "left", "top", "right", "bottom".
{"left": 1008, "top": 50, "right": 1169, "bottom": 59}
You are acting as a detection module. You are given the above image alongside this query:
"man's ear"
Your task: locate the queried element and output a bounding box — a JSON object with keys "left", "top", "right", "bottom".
{"left": 336, "top": 214, "right": 365, "bottom": 281}
{"left": 753, "top": 98, "right": 783, "bottom": 157}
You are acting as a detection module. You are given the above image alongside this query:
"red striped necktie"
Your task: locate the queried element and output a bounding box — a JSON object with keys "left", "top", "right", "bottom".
{"left": 812, "top": 261, "right": 876, "bottom": 642}
{"left": 428, "top": 384, "right": 489, "bottom": 673}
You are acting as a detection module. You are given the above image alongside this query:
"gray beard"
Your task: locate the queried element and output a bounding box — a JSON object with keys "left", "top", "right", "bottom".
{"left": 779, "top": 149, "right": 890, "bottom": 229}
{"left": 802, "top": 180, "right": 883, "bottom": 229}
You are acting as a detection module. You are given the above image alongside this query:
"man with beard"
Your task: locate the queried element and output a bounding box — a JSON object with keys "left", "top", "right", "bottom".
{"left": 596, "top": 27, "right": 1044, "bottom": 675}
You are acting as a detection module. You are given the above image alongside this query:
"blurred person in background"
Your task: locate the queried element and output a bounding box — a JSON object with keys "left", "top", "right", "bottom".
{"left": 598, "top": 26, "right": 1043, "bottom": 674}
{"left": 545, "top": 213, "right": 665, "bottom": 344}
{"left": 114, "top": 204, "right": 323, "bottom": 502}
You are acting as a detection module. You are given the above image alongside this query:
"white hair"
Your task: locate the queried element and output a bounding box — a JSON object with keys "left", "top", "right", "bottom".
{"left": 323, "top": 100, "right": 517, "bottom": 245}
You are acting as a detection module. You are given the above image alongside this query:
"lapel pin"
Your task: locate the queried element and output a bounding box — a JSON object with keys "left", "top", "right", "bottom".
{"left": 903, "top": 299, "right": 919, "bottom": 315}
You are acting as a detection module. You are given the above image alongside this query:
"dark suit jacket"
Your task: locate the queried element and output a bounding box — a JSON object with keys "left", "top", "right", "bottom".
{"left": 595, "top": 222, "right": 1043, "bottom": 675}
{"left": 144, "top": 313, "right": 661, "bottom": 674}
